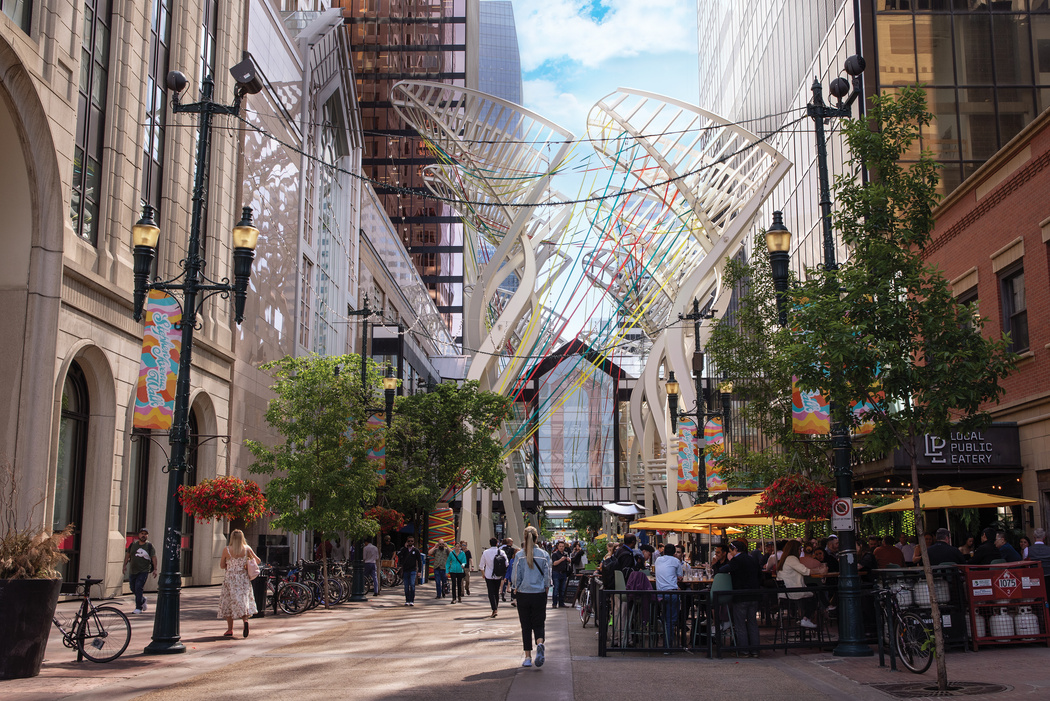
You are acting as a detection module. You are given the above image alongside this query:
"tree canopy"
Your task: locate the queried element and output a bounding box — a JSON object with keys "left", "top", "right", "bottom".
{"left": 247, "top": 354, "right": 386, "bottom": 540}
{"left": 383, "top": 380, "right": 512, "bottom": 516}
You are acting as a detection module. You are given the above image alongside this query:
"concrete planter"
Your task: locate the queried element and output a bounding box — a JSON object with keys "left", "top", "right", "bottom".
{"left": 0, "top": 578, "right": 61, "bottom": 679}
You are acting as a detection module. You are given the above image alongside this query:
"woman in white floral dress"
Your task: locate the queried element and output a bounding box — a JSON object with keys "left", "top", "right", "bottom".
{"left": 218, "top": 529, "right": 261, "bottom": 637}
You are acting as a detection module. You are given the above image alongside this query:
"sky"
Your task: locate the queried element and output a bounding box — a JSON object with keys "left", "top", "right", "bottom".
{"left": 508, "top": 0, "right": 700, "bottom": 138}
{"left": 501, "top": 1, "right": 702, "bottom": 338}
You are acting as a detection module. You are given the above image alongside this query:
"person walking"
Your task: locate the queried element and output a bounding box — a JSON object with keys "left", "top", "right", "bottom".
{"left": 429, "top": 539, "right": 450, "bottom": 599}
{"left": 397, "top": 537, "right": 423, "bottom": 606}
{"left": 718, "top": 540, "right": 762, "bottom": 657}
{"left": 122, "top": 528, "right": 157, "bottom": 614}
{"left": 500, "top": 538, "right": 517, "bottom": 606}
{"left": 461, "top": 540, "right": 473, "bottom": 596}
{"left": 218, "top": 529, "right": 261, "bottom": 638}
{"left": 447, "top": 542, "right": 468, "bottom": 603}
{"left": 511, "top": 526, "right": 551, "bottom": 668}
{"left": 479, "top": 537, "right": 506, "bottom": 617}
{"left": 551, "top": 541, "right": 571, "bottom": 608}
{"left": 362, "top": 537, "right": 381, "bottom": 596}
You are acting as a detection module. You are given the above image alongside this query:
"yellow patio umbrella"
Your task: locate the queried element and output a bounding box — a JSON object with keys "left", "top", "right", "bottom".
{"left": 594, "top": 533, "right": 608, "bottom": 540}
{"left": 631, "top": 502, "right": 721, "bottom": 529}
{"left": 693, "top": 493, "right": 805, "bottom": 526}
{"left": 863, "top": 485, "right": 1034, "bottom": 514}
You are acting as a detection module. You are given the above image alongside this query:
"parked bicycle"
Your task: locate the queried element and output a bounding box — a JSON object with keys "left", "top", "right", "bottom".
{"left": 578, "top": 573, "right": 594, "bottom": 627}
{"left": 876, "top": 586, "right": 934, "bottom": 674}
{"left": 51, "top": 576, "right": 131, "bottom": 663}
{"left": 262, "top": 565, "right": 312, "bottom": 615}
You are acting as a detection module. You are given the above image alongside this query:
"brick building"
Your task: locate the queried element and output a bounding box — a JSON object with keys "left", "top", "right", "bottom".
{"left": 923, "top": 106, "right": 1050, "bottom": 531}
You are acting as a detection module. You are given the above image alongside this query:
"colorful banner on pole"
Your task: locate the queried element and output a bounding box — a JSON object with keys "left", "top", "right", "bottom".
{"left": 427, "top": 505, "right": 455, "bottom": 576}
{"left": 792, "top": 375, "right": 830, "bottom": 434}
{"left": 704, "top": 418, "right": 727, "bottom": 492}
{"left": 676, "top": 416, "right": 699, "bottom": 492}
{"left": 366, "top": 413, "right": 386, "bottom": 486}
{"left": 133, "top": 290, "right": 181, "bottom": 430}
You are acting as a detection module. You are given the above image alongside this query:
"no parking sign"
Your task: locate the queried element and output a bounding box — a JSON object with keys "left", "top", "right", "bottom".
{"left": 830, "top": 497, "right": 854, "bottom": 531}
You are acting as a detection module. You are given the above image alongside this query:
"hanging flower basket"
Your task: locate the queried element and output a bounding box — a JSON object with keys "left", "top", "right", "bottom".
{"left": 364, "top": 506, "right": 406, "bottom": 533}
{"left": 177, "top": 476, "right": 267, "bottom": 524}
{"left": 759, "top": 474, "right": 834, "bottom": 521}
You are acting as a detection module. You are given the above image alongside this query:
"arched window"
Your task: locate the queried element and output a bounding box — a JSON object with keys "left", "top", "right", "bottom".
{"left": 54, "top": 361, "right": 90, "bottom": 582}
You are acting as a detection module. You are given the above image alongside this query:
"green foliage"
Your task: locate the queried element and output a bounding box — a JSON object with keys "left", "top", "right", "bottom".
{"left": 384, "top": 380, "right": 512, "bottom": 517}
{"left": 567, "top": 510, "right": 603, "bottom": 538}
{"left": 705, "top": 234, "right": 832, "bottom": 487}
{"left": 784, "top": 86, "right": 1014, "bottom": 456}
{"left": 247, "top": 354, "right": 385, "bottom": 540}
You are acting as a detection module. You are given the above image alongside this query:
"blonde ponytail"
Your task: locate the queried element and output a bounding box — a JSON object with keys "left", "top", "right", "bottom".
{"left": 524, "top": 526, "right": 538, "bottom": 569}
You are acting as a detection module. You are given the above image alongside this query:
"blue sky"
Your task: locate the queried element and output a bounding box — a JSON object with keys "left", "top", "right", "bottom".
{"left": 498, "top": 1, "right": 701, "bottom": 337}
{"left": 508, "top": 0, "right": 699, "bottom": 138}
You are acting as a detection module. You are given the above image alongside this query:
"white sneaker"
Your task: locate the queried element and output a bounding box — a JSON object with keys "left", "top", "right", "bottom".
{"left": 800, "top": 618, "right": 818, "bottom": 629}
{"left": 133, "top": 609, "right": 141, "bottom": 614}
{"left": 141, "top": 603, "right": 147, "bottom": 612}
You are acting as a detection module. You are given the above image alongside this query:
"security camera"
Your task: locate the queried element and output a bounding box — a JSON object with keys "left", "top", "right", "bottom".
{"left": 230, "top": 58, "right": 264, "bottom": 95}
{"left": 166, "top": 70, "right": 188, "bottom": 94}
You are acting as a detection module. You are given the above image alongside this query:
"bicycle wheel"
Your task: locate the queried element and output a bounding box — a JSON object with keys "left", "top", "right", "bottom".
{"left": 895, "top": 612, "right": 933, "bottom": 674}
{"left": 278, "top": 581, "right": 312, "bottom": 615}
{"left": 580, "top": 589, "right": 592, "bottom": 627}
{"left": 79, "top": 606, "right": 131, "bottom": 662}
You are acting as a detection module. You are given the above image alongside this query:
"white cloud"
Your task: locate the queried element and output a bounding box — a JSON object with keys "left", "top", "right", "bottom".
{"left": 511, "top": 0, "right": 696, "bottom": 71}
{"left": 522, "top": 78, "right": 588, "bottom": 136}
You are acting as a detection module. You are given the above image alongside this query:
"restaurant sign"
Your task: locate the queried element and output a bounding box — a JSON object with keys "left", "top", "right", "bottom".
{"left": 893, "top": 424, "right": 1020, "bottom": 472}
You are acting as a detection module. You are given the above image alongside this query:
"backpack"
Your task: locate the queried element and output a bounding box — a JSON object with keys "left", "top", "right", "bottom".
{"left": 492, "top": 548, "right": 508, "bottom": 578}
{"left": 615, "top": 545, "right": 639, "bottom": 575}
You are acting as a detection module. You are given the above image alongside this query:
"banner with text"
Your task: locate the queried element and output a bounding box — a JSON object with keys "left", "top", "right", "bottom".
{"left": 133, "top": 290, "right": 181, "bottom": 430}
{"left": 705, "top": 418, "right": 727, "bottom": 492}
{"left": 677, "top": 416, "right": 699, "bottom": 492}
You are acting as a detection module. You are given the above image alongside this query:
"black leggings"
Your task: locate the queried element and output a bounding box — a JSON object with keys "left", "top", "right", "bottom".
{"left": 515, "top": 591, "right": 547, "bottom": 651}
{"left": 449, "top": 572, "right": 465, "bottom": 601}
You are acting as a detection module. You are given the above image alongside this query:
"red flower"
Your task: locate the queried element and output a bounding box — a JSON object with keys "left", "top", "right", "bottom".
{"left": 759, "top": 474, "right": 834, "bottom": 521}
{"left": 178, "top": 476, "right": 268, "bottom": 524}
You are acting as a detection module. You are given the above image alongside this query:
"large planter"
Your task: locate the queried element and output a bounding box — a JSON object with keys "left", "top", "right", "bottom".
{"left": 0, "top": 578, "right": 62, "bottom": 679}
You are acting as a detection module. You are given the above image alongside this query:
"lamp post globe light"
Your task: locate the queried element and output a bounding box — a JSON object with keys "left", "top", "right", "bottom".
{"left": 131, "top": 61, "right": 263, "bottom": 655}
{"left": 766, "top": 54, "right": 872, "bottom": 658}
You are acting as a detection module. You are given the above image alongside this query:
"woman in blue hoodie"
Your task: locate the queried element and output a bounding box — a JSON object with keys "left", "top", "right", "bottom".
{"left": 511, "top": 526, "right": 552, "bottom": 668}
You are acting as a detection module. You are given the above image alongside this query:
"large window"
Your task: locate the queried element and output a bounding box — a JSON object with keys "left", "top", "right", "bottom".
{"left": 126, "top": 429, "right": 151, "bottom": 535}
{"left": 54, "top": 361, "right": 89, "bottom": 583}
{"left": 71, "top": 0, "right": 113, "bottom": 245}
{"left": 1000, "top": 265, "right": 1029, "bottom": 353}
{"left": 1, "top": 0, "right": 32, "bottom": 32}
{"left": 141, "top": 0, "right": 171, "bottom": 211}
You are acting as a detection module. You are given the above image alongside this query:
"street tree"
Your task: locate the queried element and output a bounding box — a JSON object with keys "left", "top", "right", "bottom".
{"left": 705, "top": 234, "right": 833, "bottom": 488}
{"left": 384, "top": 380, "right": 512, "bottom": 524}
{"left": 248, "top": 354, "right": 386, "bottom": 606}
{"left": 784, "top": 87, "right": 1014, "bottom": 689}
{"left": 567, "top": 509, "right": 603, "bottom": 539}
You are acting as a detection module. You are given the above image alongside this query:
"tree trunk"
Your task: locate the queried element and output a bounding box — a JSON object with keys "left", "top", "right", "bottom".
{"left": 910, "top": 451, "right": 947, "bottom": 690}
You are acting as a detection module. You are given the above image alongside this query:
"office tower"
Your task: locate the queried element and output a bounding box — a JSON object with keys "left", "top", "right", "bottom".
{"left": 479, "top": 1, "right": 523, "bottom": 104}
{"left": 338, "top": 0, "right": 480, "bottom": 345}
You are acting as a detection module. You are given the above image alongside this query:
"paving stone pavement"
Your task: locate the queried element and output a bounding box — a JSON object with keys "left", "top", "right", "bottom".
{"left": 3, "top": 584, "right": 1049, "bottom": 700}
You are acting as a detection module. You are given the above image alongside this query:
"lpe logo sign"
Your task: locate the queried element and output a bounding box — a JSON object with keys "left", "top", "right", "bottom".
{"left": 925, "top": 435, "right": 947, "bottom": 464}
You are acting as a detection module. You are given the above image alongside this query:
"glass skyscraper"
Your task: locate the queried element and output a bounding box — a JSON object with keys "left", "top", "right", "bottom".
{"left": 698, "top": 0, "right": 1050, "bottom": 270}
{"left": 479, "top": 1, "right": 523, "bottom": 105}
{"left": 338, "top": 0, "right": 479, "bottom": 344}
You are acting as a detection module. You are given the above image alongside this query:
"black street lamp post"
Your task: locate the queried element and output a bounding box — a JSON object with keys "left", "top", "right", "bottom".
{"left": 766, "top": 54, "right": 872, "bottom": 658}
{"left": 345, "top": 297, "right": 397, "bottom": 601}
{"left": 132, "top": 60, "right": 264, "bottom": 655}
{"left": 665, "top": 294, "right": 732, "bottom": 506}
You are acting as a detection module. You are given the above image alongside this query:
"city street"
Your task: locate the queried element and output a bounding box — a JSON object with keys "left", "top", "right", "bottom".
{"left": 4, "top": 585, "right": 1050, "bottom": 700}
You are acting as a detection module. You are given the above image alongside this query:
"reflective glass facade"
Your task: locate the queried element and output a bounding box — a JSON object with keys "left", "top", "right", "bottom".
{"left": 338, "top": 0, "right": 474, "bottom": 344}
{"left": 479, "top": 1, "right": 522, "bottom": 105}
{"left": 875, "top": 1, "right": 1050, "bottom": 194}
{"left": 697, "top": 0, "right": 1050, "bottom": 272}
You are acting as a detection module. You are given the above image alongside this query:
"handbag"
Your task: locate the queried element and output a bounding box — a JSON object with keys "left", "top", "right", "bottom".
{"left": 246, "top": 558, "right": 261, "bottom": 580}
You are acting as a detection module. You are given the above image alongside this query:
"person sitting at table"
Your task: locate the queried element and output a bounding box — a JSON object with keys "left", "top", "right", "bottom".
{"left": 911, "top": 533, "right": 934, "bottom": 565}
{"left": 763, "top": 541, "right": 785, "bottom": 573}
{"left": 856, "top": 540, "right": 878, "bottom": 583}
{"left": 799, "top": 544, "right": 822, "bottom": 570}
{"left": 822, "top": 535, "right": 840, "bottom": 573}
{"left": 759, "top": 542, "right": 775, "bottom": 568}
{"left": 874, "top": 535, "right": 906, "bottom": 568}
{"left": 654, "top": 543, "right": 684, "bottom": 651}
{"left": 718, "top": 540, "right": 762, "bottom": 657}
{"left": 926, "top": 528, "right": 966, "bottom": 566}
{"left": 776, "top": 540, "right": 826, "bottom": 629}
{"left": 711, "top": 541, "right": 729, "bottom": 571}
{"left": 969, "top": 528, "right": 1000, "bottom": 565}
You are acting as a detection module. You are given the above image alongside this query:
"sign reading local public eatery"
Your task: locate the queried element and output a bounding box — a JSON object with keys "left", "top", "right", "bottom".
{"left": 892, "top": 424, "right": 1020, "bottom": 473}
